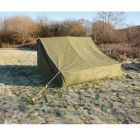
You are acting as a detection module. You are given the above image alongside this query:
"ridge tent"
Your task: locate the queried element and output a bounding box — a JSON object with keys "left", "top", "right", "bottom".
{"left": 37, "top": 37, "right": 122, "bottom": 87}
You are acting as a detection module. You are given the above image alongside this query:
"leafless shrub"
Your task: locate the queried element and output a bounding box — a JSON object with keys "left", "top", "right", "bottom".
{"left": 38, "top": 20, "right": 86, "bottom": 37}
{"left": 91, "top": 21, "right": 128, "bottom": 44}
{"left": 0, "top": 16, "right": 39, "bottom": 44}
{"left": 125, "top": 27, "right": 140, "bottom": 48}
{"left": 67, "top": 20, "right": 87, "bottom": 36}
{"left": 99, "top": 43, "right": 140, "bottom": 61}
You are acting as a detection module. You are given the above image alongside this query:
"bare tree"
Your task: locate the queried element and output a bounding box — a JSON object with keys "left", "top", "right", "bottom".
{"left": 79, "top": 19, "right": 92, "bottom": 35}
{"left": 0, "top": 16, "right": 5, "bottom": 30}
{"left": 92, "top": 12, "right": 126, "bottom": 44}
{"left": 97, "top": 12, "right": 126, "bottom": 28}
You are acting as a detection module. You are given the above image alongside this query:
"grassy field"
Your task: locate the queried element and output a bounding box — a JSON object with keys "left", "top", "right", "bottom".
{"left": 0, "top": 49, "right": 140, "bottom": 124}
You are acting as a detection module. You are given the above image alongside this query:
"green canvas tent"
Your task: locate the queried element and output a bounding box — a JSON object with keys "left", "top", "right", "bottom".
{"left": 37, "top": 37, "right": 122, "bottom": 87}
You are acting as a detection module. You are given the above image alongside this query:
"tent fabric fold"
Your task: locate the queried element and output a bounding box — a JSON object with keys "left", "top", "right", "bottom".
{"left": 37, "top": 36, "right": 122, "bottom": 87}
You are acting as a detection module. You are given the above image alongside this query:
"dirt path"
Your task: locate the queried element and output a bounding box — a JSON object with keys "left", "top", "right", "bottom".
{"left": 0, "top": 49, "right": 140, "bottom": 124}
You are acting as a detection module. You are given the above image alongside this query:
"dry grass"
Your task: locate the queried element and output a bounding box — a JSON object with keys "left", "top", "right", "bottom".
{"left": 99, "top": 43, "right": 140, "bottom": 62}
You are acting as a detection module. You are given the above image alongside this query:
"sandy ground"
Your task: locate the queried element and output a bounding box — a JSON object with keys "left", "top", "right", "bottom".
{"left": 0, "top": 49, "right": 140, "bottom": 124}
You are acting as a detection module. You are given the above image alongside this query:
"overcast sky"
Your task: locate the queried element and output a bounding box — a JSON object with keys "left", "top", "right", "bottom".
{"left": 0, "top": 12, "right": 140, "bottom": 26}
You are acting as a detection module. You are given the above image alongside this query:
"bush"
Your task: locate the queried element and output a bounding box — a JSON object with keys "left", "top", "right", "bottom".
{"left": 0, "top": 16, "right": 39, "bottom": 44}
{"left": 125, "top": 27, "right": 140, "bottom": 48}
{"left": 91, "top": 21, "right": 114, "bottom": 44}
{"left": 67, "top": 20, "right": 87, "bottom": 36}
{"left": 38, "top": 20, "right": 86, "bottom": 37}
{"left": 91, "top": 21, "right": 128, "bottom": 44}
{"left": 99, "top": 43, "right": 140, "bottom": 61}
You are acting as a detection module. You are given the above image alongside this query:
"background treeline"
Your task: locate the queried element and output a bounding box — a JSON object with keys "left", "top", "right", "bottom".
{"left": 0, "top": 12, "right": 140, "bottom": 61}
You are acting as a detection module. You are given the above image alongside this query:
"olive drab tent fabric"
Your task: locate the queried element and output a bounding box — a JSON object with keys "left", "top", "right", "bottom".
{"left": 37, "top": 37, "right": 122, "bottom": 87}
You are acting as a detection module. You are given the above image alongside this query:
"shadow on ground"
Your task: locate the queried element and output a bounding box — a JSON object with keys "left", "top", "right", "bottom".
{"left": 0, "top": 65, "right": 47, "bottom": 87}
{"left": 0, "top": 63, "right": 139, "bottom": 87}
{"left": 121, "top": 63, "right": 140, "bottom": 72}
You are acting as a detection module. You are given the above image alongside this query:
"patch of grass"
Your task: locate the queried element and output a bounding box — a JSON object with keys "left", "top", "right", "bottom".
{"left": 99, "top": 43, "right": 140, "bottom": 62}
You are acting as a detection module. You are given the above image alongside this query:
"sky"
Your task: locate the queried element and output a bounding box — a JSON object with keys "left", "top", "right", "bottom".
{"left": 0, "top": 12, "right": 140, "bottom": 26}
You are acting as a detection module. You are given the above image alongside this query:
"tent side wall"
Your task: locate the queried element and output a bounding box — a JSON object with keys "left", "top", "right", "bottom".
{"left": 62, "top": 63, "right": 122, "bottom": 86}
{"left": 37, "top": 40, "right": 64, "bottom": 87}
